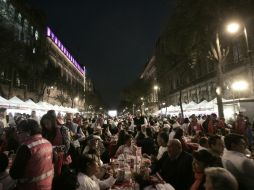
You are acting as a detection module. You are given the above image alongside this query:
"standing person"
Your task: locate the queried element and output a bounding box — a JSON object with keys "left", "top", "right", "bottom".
{"left": 188, "top": 116, "right": 203, "bottom": 136}
{"left": 30, "top": 110, "right": 39, "bottom": 124}
{"left": 0, "top": 108, "right": 8, "bottom": 128}
{"left": 133, "top": 110, "right": 147, "bottom": 128}
{"left": 10, "top": 119, "right": 54, "bottom": 190}
{"left": 233, "top": 114, "right": 246, "bottom": 136}
{"left": 208, "top": 114, "right": 220, "bottom": 135}
{"left": 95, "top": 114, "right": 104, "bottom": 127}
{"left": 40, "top": 114, "right": 71, "bottom": 175}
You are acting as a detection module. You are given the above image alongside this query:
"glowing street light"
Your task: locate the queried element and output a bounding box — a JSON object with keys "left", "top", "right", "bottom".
{"left": 153, "top": 85, "right": 159, "bottom": 91}
{"left": 140, "top": 97, "right": 144, "bottom": 101}
{"left": 226, "top": 22, "right": 240, "bottom": 34}
{"left": 231, "top": 81, "right": 249, "bottom": 91}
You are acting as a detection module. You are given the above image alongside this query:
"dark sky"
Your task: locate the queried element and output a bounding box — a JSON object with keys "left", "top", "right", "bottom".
{"left": 27, "top": 0, "right": 171, "bottom": 108}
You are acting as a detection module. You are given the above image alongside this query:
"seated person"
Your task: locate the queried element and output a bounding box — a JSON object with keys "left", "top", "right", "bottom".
{"left": 77, "top": 155, "right": 116, "bottom": 190}
{"left": 152, "top": 139, "right": 194, "bottom": 190}
{"left": 115, "top": 134, "right": 137, "bottom": 157}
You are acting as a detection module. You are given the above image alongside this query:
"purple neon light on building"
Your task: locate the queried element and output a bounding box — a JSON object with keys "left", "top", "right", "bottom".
{"left": 46, "top": 27, "right": 84, "bottom": 74}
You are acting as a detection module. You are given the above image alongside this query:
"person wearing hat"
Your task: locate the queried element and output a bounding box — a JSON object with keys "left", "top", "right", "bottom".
{"left": 83, "top": 135, "right": 103, "bottom": 166}
{"left": 190, "top": 149, "right": 222, "bottom": 190}
{"left": 10, "top": 119, "right": 54, "bottom": 190}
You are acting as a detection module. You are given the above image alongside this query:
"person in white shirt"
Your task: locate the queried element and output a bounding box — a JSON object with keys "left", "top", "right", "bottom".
{"left": 222, "top": 133, "right": 254, "bottom": 190}
{"left": 77, "top": 155, "right": 116, "bottom": 190}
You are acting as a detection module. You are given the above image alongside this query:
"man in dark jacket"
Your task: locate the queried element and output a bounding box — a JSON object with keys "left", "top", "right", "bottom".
{"left": 152, "top": 139, "right": 194, "bottom": 190}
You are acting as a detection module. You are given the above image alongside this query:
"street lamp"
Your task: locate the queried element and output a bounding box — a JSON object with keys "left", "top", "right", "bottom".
{"left": 226, "top": 22, "right": 240, "bottom": 34}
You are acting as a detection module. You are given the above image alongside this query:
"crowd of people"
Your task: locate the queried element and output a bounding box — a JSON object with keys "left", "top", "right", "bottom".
{"left": 0, "top": 107, "right": 253, "bottom": 190}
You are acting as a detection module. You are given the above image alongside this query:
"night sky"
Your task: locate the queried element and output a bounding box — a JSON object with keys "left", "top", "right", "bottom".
{"left": 27, "top": 0, "right": 171, "bottom": 108}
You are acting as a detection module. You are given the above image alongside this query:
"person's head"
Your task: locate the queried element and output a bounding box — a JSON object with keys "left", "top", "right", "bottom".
{"left": 183, "top": 118, "right": 189, "bottom": 124}
{"left": 124, "top": 134, "right": 132, "bottom": 147}
{"left": 117, "top": 130, "right": 127, "bottom": 146}
{"left": 31, "top": 110, "right": 36, "bottom": 117}
{"left": 17, "top": 119, "right": 41, "bottom": 143}
{"left": 87, "top": 135, "right": 101, "bottom": 148}
{"left": 47, "top": 110, "right": 56, "bottom": 119}
{"left": 174, "top": 128, "right": 184, "bottom": 140}
{"left": 0, "top": 153, "right": 9, "bottom": 173}
{"left": 199, "top": 137, "right": 209, "bottom": 149}
{"left": 52, "top": 170, "right": 79, "bottom": 190}
{"left": 192, "top": 150, "right": 219, "bottom": 173}
{"left": 208, "top": 135, "right": 224, "bottom": 156}
{"left": 237, "top": 113, "right": 244, "bottom": 120}
{"left": 167, "top": 139, "right": 182, "bottom": 159}
{"left": 66, "top": 113, "right": 73, "bottom": 124}
{"left": 40, "top": 114, "right": 54, "bottom": 131}
{"left": 204, "top": 167, "right": 238, "bottom": 190}
{"left": 136, "top": 110, "right": 141, "bottom": 117}
{"left": 157, "top": 132, "right": 169, "bottom": 146}
{"left": 94, "top": 126, "right": 102, "bottom": 136}
{"left": 78, "top": 155, "right": 99, "bottom": 176}
{"left": 211, "top": 113, "right": 217, "bottom": 121}
{"left": 224, "top": 133, "right": 246, "bottom": 154}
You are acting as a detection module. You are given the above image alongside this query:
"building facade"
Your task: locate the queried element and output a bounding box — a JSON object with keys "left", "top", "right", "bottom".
{"left": 0, "top": 0, "right": 96, "bottom": 109}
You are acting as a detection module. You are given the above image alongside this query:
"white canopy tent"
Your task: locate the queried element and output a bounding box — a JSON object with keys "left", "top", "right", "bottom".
{"left": 0, "top": 96, "right": 9, "bottom": 107}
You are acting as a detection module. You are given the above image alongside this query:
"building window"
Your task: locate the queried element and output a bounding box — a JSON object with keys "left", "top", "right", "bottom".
{"left": 35, "top": 30, "right": 39, "bottom": 40}
{"left": 8, "top": 4, "right": 15, "bottom": 18}
{"left": 17, "top": 13, "right": 21, "bottom": 24}
{"left": 31, "top": 26, "right": 34, "bottom": 35}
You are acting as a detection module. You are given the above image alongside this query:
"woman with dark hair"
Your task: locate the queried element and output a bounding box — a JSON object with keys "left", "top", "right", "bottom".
{"left": 41, "top": 114, "right": 70, "bottom": 153}
{"left": 77, "top": 155, "right": 116, "bottom": 190}
{"left": 40, "top": 114, "right": 71, "bottom": 175}
{"left": 115, "top": 134, "right": 137, "bottom": 157}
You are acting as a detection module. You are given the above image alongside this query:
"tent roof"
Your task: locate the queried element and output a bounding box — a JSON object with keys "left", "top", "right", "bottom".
{"left": 9, "top": 96, "right": 25, "bottom": 104}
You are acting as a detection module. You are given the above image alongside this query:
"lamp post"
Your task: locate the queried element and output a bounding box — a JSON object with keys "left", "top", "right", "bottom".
{"left": 226, "top": 22, "right": 253, "bottom": 93}
{"left": 140, "top": 97, "right": 144, "bottom": 115}
{"left": 153, "top": 85, "right": 159, "bottom": 110}
{"left": 212, "top": 21, "right": 251, "bottom": 119}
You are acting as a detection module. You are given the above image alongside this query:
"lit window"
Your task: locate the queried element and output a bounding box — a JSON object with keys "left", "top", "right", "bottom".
{"left": 18, "top": 13, "right": 22, "bottom": 24}
{"left": 35, "top": 30, "right": 39, "bottom": 40}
